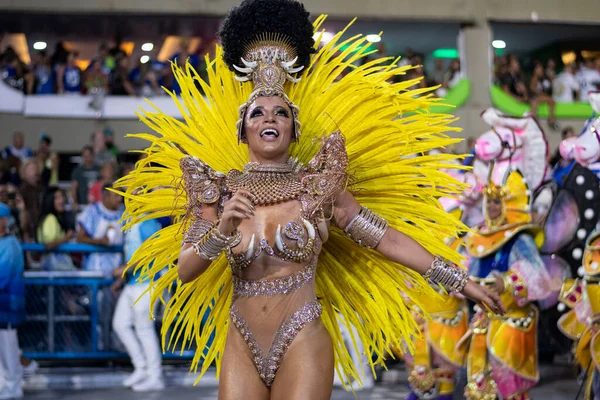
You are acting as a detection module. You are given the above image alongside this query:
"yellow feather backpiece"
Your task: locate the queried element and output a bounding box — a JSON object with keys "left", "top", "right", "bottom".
{"left": 116, "top": 16, "right": 468, "bottom": 387}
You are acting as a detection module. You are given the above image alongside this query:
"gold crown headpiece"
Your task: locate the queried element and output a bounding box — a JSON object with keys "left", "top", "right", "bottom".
{"left": 233, "top": 33, "right": 303, "bottom": 141}
{"left": 482, "top": 180, "right": 509, "bottom": 199}
{"left": 482, "top": 161, "right": 509, "bottom": 200}
{"left": 233, "top": 33, "right": 303, "bottom": 93}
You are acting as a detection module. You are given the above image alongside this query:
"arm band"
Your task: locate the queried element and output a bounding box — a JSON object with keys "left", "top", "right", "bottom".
{"left": 344, "top": 207, "right": 389, "bottom": 249}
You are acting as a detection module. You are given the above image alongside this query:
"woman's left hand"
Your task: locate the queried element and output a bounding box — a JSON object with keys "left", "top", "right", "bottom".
{"left": 111, "top": 278, "right": 125, "bottom": 296}
{"left": 461, "top": 279, "right": 506, "bottom": 315}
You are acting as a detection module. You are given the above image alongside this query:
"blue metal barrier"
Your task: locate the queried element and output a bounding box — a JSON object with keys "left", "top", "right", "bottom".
{"left": 20, "top": 242, "right": 195, "bottom": 360}
{"left": 22, "top": 271, "right": 113, "bottom": 359}
{"left": 21, "top": 243, "right": 123, "bottom": 253}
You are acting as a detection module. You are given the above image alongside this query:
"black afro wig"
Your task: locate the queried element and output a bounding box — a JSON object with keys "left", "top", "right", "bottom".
{"left": 218, "top": 0, "right": 315, "bottom": 74}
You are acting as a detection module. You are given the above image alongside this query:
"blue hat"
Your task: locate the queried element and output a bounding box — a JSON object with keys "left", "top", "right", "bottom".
{"left": 0, "top": 203, "right": 10, "bottom": 218}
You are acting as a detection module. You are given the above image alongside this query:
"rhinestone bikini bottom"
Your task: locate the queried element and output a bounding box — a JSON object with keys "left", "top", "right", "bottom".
{"left": 229, "top": 263, "right": 321, "bottom": 387}
{"left": 230, "top": 300, "right": 322, "bottom": 387}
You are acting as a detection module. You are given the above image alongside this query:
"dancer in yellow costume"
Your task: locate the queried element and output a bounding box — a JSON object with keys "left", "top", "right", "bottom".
{"left": 115, "top": 0, "right": 504, "bottom": 398}
{"left": 460, "top": 167, "right": 553, "bottom": 400}
{"left": 405, "top": 208, "right": 470, "bottom": 400}
{"left": 558, "top": 231, "right": 600, "bottom": 399}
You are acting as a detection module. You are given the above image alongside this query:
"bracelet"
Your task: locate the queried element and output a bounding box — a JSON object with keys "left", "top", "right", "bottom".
{"left": 192, "top": 222, "right": 241, "bottom": 261}
{"left": 183, "top": 218, "right": 214, "bottom": 244}
{"left": 344, "top": 207, "right": 389, "bottom": 249}
{"left": 423, "top": 256, "right": 469, "bottom": 293}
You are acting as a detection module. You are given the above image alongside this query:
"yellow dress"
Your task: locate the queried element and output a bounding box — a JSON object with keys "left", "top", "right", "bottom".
{"left": 558, "top": 231, "right": 600, "bottom": 400}
{"left": 462, "top": 170, "right": 550, "bottom": 400}
{"left": 115, "top": 17, "right": 468, "bottom": 385}
{"left": 406, "top": 230, "right": 469, "bottom": 398}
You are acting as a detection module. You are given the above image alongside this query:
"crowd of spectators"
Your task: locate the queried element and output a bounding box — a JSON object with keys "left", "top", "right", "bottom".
{"left": 0, "top": 129, "right": 154, "bottom": 279}
{"left": 0, "top": 41, "right": 206, "bottom": 98}
{"left": 393, "top": 48, "right": 462, "bottom": 96}
{"left": 0, "top": 129, "right": 170, "bottom": 392}
{"left": 2, "top": 40, "right": 459, "bottom": 100}
{"left": 495, "top": 55, "right": 600, "bottom": 130}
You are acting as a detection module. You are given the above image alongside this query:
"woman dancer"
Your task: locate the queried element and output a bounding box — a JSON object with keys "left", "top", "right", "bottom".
{"left": 116, "top": 0, "right": 503, "bottom": 398}
{"left": 558, "top": 230, "right": 600, "bottom": 400}
{"left": 460, "top": 168, "right": 553, "bottom": 400}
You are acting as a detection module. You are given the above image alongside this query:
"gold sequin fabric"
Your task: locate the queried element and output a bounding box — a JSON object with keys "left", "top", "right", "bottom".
{"left": 301, "top": 131, "right": 349, "bottom": 219}
{"left": 179, "top": 156, "right": 226, "bottom": 227}
{"left": 226, "top": 163, "right": 304, "bottom": 206}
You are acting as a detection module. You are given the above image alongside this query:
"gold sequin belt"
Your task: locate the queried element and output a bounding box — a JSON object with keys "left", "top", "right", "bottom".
{"left": 498, "top": 308, "right": 536, "bottom": 330}
{"left": 431, "top": 309, "right": 465, "bottom": 327}
{"left": 232, "top": 259, "right": 316, "bottom": 297}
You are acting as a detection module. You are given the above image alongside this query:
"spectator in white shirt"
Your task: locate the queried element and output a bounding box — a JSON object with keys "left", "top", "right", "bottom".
{"left": 553, "top": 63, "right": 580, "bottom": 103}
{"left": 76, "top": 183, "right": 124, "bottom": 277}
{"left": 2, "top": 132, "right": 33, "bottom": 163}
{"left": 576, "top": 58, "right": 600, "bottom": 102}
{"left": 436, "top": 59, "right": 461, "bottom": 97}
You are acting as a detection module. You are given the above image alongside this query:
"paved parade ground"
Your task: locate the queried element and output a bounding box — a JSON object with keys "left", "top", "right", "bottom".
{"left": 22, "top": 362, "right": 580, "bottom": 400}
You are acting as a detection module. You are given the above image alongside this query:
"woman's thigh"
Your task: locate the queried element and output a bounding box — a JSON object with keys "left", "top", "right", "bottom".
{"left": 218, "top": 325, "right": 270, "bottom": 400}
{"left": 270, "top": 320, "right": 334, "bottom": 400}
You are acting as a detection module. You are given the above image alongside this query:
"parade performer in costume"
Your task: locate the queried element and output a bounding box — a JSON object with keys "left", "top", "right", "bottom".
{"left": 405, "top": 208, "right": 470, "bottom": 400}
{"left": 115, "top": 0, "right": 504, "bottom": 398}
{"left": 460, "top": 167, "right": 554, "bottom": 400}
{"left": 558, "top": 231, "right": 600, "bottom": 399}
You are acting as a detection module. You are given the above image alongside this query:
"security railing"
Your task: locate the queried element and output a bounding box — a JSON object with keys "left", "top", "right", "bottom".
{"left": 19, "top": 243, "right": 197, "bottom": 360}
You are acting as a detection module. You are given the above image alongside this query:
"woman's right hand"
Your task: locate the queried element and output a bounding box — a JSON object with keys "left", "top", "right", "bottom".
{"left": 217, "top": 189, "right": 255, "bottom": 235}
{"left": 15, "top": 194, "right": 25, "bottom": 211}
{"left": 65, "top": 230, "right": 75, "bottom": 241}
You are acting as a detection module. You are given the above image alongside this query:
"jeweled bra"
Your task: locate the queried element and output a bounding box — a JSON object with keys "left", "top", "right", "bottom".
{"left": 223, "top": 161, "right": 329, "bottom": 274}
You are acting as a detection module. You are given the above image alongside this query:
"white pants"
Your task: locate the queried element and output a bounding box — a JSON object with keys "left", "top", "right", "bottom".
{"left": 112, "top": 284, "right": 162, "bottom": 378}
{"left": 0, "top": 328, "right": 23, "bottom": 396}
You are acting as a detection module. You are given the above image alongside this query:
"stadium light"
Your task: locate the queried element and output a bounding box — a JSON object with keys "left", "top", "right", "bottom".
{"left": 432, "top": 48, "right": 459, "bottom": 59}
{"left": 140, "top": 55, "right": 150, "bottom": 64}
{"left": 366, "top": 34, "right": 382, "bottom": 43}
{"left": 33, "top": 41, "right": 47, "bottom": 50}
{"left": 141, "top": 43, "right": 154, "bottom": 52}
{"left": 313, "top": 31, "right": 334, "bottom": 44}
{"left": 492, "top": 40, "right": 506, "bottom": 49}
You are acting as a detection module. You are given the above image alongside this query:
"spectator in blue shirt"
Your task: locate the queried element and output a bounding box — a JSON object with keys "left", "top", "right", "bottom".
{"left": 552, "top": 158, "right": 576, "bottom": 187}
{"left": 168, "top": 44, "right": 199, "bottom": 95}
{"left": 1, "top": 46, "right": 32, "bottom": 93}
{"left": 28, "top": 50, "right": 54, "bottom": 95}
{"left": 57, "top": 51, "right": 81, "bottom": 94}
{"left": 0, "top": 202, "right": 25, "bottom": 399}
{"left": 150, "top": 58, "right": 168, "bottom": 88}
{"left": 462, "top": 137, "right": 476, "bottom": 167}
